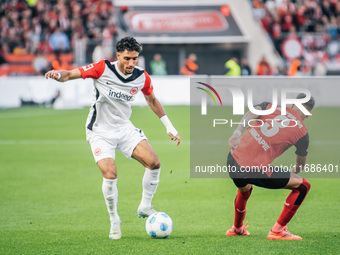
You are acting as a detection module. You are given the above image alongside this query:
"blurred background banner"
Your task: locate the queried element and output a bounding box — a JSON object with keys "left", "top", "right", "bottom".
{"left": 0, "top": 75, "right": 191, "bottom": 109}
{"left": 121, "top": 6, "right": 244, "bottom": 41}
{"left": 1, "top": 76, "right": 340, "bottom": 109}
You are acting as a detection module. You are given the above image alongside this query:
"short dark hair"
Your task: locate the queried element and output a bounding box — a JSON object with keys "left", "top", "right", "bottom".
{"left": 296, "top": 93, "right": 315, "bottom": 111}
{"left": 116, "top": 36, "right": 142, "bottom": 53}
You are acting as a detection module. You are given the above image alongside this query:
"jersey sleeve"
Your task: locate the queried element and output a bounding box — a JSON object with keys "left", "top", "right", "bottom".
{"left": 295, "top": 133, "right": 309, "bottom": 156}
{"left": 141, "top": 70, "right": 153, "bottom": 95}
{"left": 78, "top": 60, "right": 106, "bottom": 79}
{"left": 254, "top": 101, "right": 271, "bottom": 110}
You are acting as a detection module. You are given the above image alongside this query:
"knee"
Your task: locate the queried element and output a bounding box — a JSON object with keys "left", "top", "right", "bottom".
{"left": 104, "top": 172, "right": 117, "bottom": 179}
{"left": 97, "top": 158, "right": 117, "bottom": 179}
{"left": 297, "top": 178, "right": 310, "bottom": 192}
{"left": 293, "top": 178, "right": 310, "bottom": 206}
{"left": 148, "top": 158, "right": 161, "bottom": 169}
{"left": 100, "top": 165, "right": 117, "bottom": 179}
{"left": 102, "top": 167, "right": 117, "bottom": 179}
{"left": 301, "top": 178, "right": 311, "bottom": 192}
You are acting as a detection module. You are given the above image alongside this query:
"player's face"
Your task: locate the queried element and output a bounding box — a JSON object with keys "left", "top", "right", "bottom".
{"left": 116, "top": 50, "right": 139, "bottom": 75}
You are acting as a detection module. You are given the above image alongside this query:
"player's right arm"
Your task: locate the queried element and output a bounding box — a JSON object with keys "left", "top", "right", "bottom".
{"left": 45, "top": 60, "right": 106, "bottom": 82}
{"left": 228, "top": 106, "right": 261, "bottom": 152}
{"left": 45, "top": 68, "right": 82, "bottom": 82}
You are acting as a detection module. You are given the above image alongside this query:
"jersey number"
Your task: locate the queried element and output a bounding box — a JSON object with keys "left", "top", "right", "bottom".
{"left": 261, "top": 115, "right": 289, "bottom": 137}
{"left": 83, "top": 64, "right": 94, "bottom": 71}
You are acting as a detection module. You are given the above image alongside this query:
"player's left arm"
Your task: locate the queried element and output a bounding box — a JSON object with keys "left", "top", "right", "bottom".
{"left": 144, "top": 92, "right": 181, "bottom": 146}
{"left": 293, "top": 133, "right": 309, "bottom": 173}
{"left": 292, "top": 155, "right": 307, "bottom": 173}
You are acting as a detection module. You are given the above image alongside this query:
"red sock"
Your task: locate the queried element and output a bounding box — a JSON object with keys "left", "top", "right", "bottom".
{"left": 276, "top": 178, "right": 311, "bottom": 227}
{"left": 234, "top": 188, "right": 252, "bottom": 228}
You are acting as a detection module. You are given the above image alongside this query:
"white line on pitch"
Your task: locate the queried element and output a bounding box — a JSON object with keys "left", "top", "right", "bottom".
{"left": 0, "top": 139, "right": 191, "bottom": 145}
{"left": 0, "top": 140, "right": 337, "bottom": 145}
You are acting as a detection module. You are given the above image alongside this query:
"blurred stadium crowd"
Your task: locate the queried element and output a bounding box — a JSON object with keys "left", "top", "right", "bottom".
{"left": 252, "top": 0, "right": 340, "bottom": 75}
{"left": 0, "top": 0, "right": 116, "bottom": 55}
{"left": 0, "top": 0, "right": 339, "bottom": 76}
{"left": 0, "top": 0, "right": 117, "bottom": 75}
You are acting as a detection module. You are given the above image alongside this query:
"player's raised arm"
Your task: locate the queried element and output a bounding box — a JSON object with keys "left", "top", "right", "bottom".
{"left": 45, "top": 68, "right": 82, "bottom": 82}
{"left": 228, "top": 106, "right": 261, "bottom": 152}
{"left": 144, "top": 92, "right": 181, "bottom": 146}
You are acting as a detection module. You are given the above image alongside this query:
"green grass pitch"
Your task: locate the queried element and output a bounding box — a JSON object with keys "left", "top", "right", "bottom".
{"left": 0, "top": 106, "right": 339, "bottom": 254}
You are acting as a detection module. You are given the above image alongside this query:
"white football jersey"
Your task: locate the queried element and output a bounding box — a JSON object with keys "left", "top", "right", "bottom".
{"left": 78, "top": 60, "right": 153, "bottom": 133}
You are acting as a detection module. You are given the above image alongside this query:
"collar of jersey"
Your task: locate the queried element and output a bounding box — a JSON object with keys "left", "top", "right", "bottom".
{"left": 104, "top": 60, "right": 144, "bottom": 84}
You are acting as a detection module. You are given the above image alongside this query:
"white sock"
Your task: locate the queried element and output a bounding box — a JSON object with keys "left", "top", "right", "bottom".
{"left": 139, "top": 168, "right": 160, "bottom": 208}
{"left": 102, "top": 178, "right": 120, "bottom": 223}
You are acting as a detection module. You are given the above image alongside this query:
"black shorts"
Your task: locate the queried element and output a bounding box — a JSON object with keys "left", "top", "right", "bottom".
{"left": 227, "top": 153, "right": 290, "bottom": 189}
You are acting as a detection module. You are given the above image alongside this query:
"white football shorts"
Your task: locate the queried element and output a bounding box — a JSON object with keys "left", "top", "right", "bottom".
{"left": 86, "top": 124, "right": 147, "bottom": 162}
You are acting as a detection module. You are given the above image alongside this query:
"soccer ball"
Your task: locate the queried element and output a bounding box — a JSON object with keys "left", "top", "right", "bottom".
{"left": 145, "top": 212, "right": 173, "bottom": 238}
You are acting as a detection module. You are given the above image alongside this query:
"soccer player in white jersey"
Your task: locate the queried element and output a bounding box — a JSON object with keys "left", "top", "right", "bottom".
{"left": 45, "top": 37, "right": 181, "bottom": 239}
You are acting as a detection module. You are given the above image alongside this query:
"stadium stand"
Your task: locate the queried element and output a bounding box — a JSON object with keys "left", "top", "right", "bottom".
{"left": 251, "top": 0, "right": 340, "bottom": 75}
{"left": 0, "top": 0, "right": 116, "bottom": 76}
{"left": 0, "top": 53, "right": 74, "bottom": 76}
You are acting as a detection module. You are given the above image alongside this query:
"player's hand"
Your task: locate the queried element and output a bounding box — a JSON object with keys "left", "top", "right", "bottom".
{"left": 45, "top": 70, "right": 61, "bottom": 80}
{"left": 228, "top": 133, "right": 240, "bottom": 153}
{"left": 168, "top": 132, "right": 181, "bottom": 146}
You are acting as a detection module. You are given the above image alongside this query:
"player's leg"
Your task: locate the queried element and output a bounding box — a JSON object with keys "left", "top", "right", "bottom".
{"left": 268, "top": 172, "right": 311, "bottom": 240}
{"left": 117, "top": 126, "right": 161, "bottom": 217}
{"left": 226, "top": 153, "right": 252, "bottom": 236}
{"left": 97, "top": 158, "right": 121, "bottom": 239}
{"left": 132, "top": 140, "right": 161, "bottom": 218}
{"left": 226, "top": 183, "right": 252, "bottom": 236}
{"left": 235, "top": 184, "right": 253, "bottom": 231}
{"left": 87, "top": 131, "right": 121, "bottom": 239}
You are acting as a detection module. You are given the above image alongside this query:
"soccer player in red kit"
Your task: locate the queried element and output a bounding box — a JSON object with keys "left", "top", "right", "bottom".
{"left": 226, "top": 94, "right": 315, "bottom": 240}
{"left": 45, "top": 37, "right": 181, "bottom": 239}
